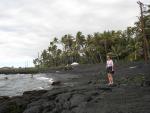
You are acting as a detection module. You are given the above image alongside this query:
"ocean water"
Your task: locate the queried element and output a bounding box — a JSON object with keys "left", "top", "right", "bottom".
{"left": 0, "top": 74, "right": 54, "bottom": 97}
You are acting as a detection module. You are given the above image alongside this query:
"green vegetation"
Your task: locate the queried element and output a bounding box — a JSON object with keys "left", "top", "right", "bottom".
{"left": 34, "top": 4, "right": 150, "bottom": 68}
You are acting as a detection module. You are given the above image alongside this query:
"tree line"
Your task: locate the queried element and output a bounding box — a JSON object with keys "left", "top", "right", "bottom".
{"left": 33, "top": 4, "right": 150, "bottom": 68}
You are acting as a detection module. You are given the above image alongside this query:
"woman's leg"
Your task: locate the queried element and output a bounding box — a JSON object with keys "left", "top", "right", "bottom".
{"left": 110, "top": 74, "right": 113, "bottom": 84}
{"left": 107, "top": 73, "right": 111, "bottom": 84}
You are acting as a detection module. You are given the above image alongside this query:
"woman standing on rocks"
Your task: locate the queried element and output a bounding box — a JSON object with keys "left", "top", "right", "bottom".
{"left": 106, "top": 55, "right": 114, "bottom": 85}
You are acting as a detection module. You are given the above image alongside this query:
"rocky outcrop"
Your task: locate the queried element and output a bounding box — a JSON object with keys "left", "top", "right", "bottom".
{"left": 0, "top": 84, "right": 112, "bottom": 113}
{"left": 0, "top": 61, "right": 150, "bottom": 113}
{"left": 51, "top": 81, "right": 61, "bottom": 86}
{"left": 0, "top": 83, "right": 150, "bottom": 113}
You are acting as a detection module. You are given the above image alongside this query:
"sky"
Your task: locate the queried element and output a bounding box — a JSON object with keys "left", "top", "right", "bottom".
{"left": 0, "top": 0, "right": 149, "bottom": 67}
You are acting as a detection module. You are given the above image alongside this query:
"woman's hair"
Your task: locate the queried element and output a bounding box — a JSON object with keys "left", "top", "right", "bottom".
{"left": 107, "top": 55, "right": 112, "bottom": 59}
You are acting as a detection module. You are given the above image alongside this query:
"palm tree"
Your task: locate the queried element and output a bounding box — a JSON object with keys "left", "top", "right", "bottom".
{"left": 41, "top": 49, "right": 49, "bottom": 67}
{"left": 74, "top": 31, "right": 86, "bottom": 62}
{"left": 61, "top": 34, "right": 74, "bottom": 64}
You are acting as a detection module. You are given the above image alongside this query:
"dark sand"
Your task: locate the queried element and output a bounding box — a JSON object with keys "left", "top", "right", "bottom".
{"left": 0, "top": 61, "right": 150, "bottom": 113}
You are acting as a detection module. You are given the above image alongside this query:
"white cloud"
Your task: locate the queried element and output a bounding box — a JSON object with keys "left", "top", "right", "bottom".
{"left": 0, "top": 0, "right": 149, "bottom": 67}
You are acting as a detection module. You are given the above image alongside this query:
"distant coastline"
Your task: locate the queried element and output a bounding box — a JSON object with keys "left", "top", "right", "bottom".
{"left": 0, "top": 65, "right": 66, "bottom": 74}
{"left": 0, "top": 67, "right": 38, "bottom": 74}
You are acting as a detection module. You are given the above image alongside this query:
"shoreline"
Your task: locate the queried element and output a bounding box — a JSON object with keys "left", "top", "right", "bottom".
{"left": 0, "top": 61, "right": 150, "bottom": 113}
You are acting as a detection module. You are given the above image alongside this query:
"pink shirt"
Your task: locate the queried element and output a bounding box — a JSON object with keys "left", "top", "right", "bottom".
{"left": 106, "top": 59, "right": 113, "bottom": 68}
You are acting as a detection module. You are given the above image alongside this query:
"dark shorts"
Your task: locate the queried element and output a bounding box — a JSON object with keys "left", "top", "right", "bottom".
{"left": 106, "top": 66, "right": 114, "bottom": 74}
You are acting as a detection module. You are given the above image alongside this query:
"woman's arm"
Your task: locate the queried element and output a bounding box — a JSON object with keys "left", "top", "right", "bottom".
{"left": 111, "top": 60, "right": 114, "bottom": 71}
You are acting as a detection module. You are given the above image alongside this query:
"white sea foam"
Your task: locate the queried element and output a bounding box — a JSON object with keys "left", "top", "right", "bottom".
{"left": 48, "top": 78, "right": 54, "bottom": 83}
{"left": 36, "top": 77, "right": 54, "bottom": 83}
{"left": 0, "top": 74, "right": 54, "bottom": 96}
{"left": 36, "top": 77, "right": 49, "bottom": 80}
{"left": 37, "top": 87, "right": 44, "bottom": 89}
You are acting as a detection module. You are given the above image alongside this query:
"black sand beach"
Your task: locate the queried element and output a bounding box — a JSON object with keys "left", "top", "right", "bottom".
{"left": 0, "top": 61, "right": 150, "bottom": 113}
